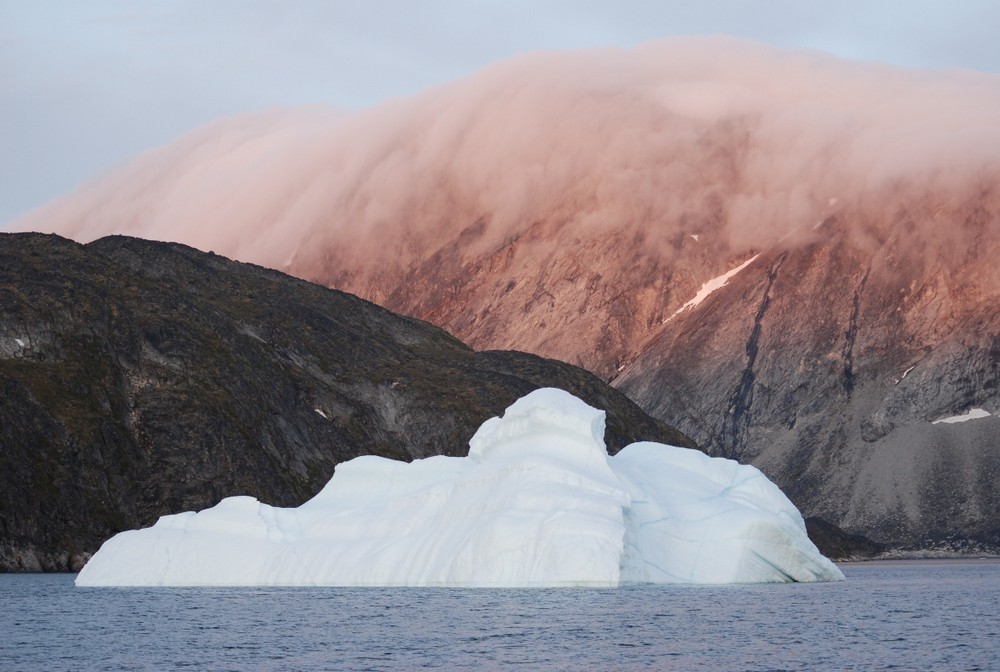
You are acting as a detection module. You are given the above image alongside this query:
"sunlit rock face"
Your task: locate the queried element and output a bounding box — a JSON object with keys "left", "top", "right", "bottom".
{"left": 614, "top": 230, "right": 1000, "bottom": 552}
{"left": 17, "top": 37, "right": 1000, "bottom": 551}
{"left": 76, "top": 389, "right": 843, "bottom": 587}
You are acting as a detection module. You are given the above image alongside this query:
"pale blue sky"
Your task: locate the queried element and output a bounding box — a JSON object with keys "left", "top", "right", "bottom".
{"left": 3, "top": 0, "right": 999, "bottom": 225}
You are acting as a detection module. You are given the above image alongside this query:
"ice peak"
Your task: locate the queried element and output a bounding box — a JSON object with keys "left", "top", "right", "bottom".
{"left": 469, "top": 388, "right": 607, "bottom": 460}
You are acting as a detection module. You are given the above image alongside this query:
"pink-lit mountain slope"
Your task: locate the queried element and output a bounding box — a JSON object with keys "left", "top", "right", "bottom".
{"left": 15, "top": 38, "right": 1000, "bottom": 551}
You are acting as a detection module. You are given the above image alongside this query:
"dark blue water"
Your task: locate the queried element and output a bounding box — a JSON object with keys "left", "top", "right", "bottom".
{"left": 2, "top": 560, "right": 998, "bottom": 671}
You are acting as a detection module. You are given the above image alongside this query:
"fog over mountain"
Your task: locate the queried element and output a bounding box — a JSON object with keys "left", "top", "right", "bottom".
{"left": 14, "top": 38, "right": 1000, "bottom": 551}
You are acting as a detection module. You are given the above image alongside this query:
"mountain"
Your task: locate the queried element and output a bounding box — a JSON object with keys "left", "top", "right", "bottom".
{"left": 11, "top": 38, "right": 1000, "bottom": 552}
{"left": 0, "top": 233, "right": 691, "bottom": 572}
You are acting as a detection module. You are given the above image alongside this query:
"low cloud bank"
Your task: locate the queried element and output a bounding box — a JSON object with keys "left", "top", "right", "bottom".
{"left": 14, "top": 37, "right": 1000, "bottom": 280}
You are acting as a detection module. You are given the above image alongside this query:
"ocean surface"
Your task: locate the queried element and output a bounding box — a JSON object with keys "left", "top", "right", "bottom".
{"left": 3, "top": 559, "right": 998, "bottom": 671}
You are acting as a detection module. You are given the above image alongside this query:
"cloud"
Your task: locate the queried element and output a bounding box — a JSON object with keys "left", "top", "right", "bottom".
{"left": 13, "top": 37, "right": 1000, "bottom": 285}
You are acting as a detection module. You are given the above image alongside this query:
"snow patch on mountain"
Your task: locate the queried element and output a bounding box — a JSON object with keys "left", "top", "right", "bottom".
{"left": 932, "top": 408, "right": 992, "bottom": 424}
{"left": 665, "top": 254, "right": 760, "bottom": 323}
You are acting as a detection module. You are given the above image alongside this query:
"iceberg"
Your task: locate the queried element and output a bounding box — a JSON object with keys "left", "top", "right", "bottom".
{"left": 76, "top": 389, "right": 843, "bottom": 586}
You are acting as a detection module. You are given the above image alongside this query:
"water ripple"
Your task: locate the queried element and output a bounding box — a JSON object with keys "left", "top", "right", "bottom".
{"left": 2, "top": 559, "right": 998, "bottom": 671}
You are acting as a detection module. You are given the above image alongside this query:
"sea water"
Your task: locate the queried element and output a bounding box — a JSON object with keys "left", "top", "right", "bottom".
{"left": 3, "top": 560, "right": 998, "bottom": 671}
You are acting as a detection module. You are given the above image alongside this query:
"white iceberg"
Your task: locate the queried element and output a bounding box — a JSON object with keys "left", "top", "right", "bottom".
{"left": 76, "top": 389, "right": 843, "bottom": 586}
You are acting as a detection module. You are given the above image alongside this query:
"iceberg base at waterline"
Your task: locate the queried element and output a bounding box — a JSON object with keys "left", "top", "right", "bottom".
{"left": 76, "top": 389, "right": 844, "bottom": 586}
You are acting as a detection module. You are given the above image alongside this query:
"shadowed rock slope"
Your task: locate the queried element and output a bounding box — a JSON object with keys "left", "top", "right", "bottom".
{"left": 0, "top": 233, "right": 692, "bottom": 572}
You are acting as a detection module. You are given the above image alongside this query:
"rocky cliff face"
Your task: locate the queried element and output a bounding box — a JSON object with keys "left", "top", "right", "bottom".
{"left": 0, "top": 233, "right": 691, "bottom": 571}
{"left": 615, "top": 209, "right": 1000, "bottom": 552}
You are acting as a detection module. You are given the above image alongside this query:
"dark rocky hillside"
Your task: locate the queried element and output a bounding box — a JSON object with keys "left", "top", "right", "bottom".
{"left": 0, "top": 233, "right": 692, "bottom": 572}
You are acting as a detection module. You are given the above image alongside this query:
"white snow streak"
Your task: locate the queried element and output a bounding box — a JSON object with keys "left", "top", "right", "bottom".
{"left": 932, "top": 408, "right": 991, "bottom": 424}
{"left": 665, "top": 254, "right": 760, "bottom": 322}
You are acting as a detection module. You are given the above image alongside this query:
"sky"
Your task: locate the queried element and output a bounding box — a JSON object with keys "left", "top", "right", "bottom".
{"left": 2, "top": 1, "right": 999, "bottom": 226}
